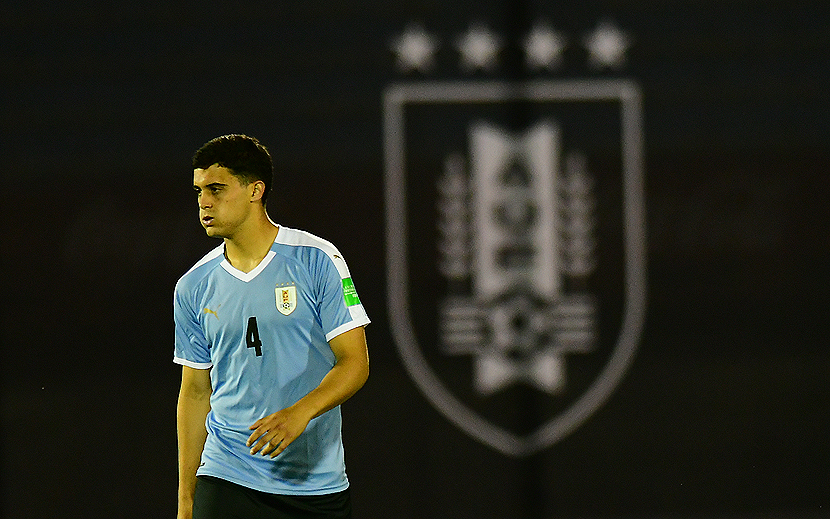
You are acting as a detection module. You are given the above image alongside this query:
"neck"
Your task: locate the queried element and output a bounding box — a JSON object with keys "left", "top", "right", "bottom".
{"left": 223, "top": 211, "right": 279, "bottom": 273}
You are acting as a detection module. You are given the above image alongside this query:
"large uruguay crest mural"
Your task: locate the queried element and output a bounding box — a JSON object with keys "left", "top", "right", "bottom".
{"left": 384, "top": 19, "right": 646, "bottom": 456}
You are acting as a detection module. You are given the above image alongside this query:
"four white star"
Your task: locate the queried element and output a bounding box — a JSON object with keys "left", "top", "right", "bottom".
{"left": 390, "top": 19, "right": 631, "bottom": 73}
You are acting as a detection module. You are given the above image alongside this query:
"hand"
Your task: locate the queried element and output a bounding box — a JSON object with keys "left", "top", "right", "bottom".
{"left": 247, "top": 405, "right": 313, "bottom": 458}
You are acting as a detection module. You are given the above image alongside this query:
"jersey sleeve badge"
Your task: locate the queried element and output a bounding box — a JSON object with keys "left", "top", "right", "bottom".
{"left": 341, "top": 278, "right": 361, "bottom": 307}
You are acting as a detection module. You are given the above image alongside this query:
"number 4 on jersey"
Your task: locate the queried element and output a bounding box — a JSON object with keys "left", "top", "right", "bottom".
{"left": 246, "top": 316, "right": 263, "bottom": 356}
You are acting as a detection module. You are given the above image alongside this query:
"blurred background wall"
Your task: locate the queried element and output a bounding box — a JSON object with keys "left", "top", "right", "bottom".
{"left": 1, "top": 1, "right": 827, "bottom": 518}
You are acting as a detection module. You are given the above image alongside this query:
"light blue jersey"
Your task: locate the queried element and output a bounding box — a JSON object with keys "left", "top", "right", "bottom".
{"left": 173, "top": 226, "right": 370, "bottom": 495}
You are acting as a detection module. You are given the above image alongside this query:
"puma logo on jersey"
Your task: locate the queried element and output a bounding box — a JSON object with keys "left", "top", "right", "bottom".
{"left": 203, "top": 306, "right": 220, "bottom": 319}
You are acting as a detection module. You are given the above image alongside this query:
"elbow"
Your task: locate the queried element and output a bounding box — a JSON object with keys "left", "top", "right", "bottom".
{"left": 353, "top": 357, "right": 369, "bottom": 395}
{"left": 353, "top": 358, "right": 369, "bottom": 392}
{"left": 355, "top": 345, "right": 369, "bottom": 389}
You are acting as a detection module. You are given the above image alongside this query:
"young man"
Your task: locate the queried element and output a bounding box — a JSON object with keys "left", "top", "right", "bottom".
{"left": 174, "top": 134, "right": 370, "bottom": 519}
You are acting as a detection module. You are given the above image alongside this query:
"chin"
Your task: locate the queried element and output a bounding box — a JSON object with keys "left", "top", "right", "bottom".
{"left": 203, "top": 226, "right": 222, "bottom": 238}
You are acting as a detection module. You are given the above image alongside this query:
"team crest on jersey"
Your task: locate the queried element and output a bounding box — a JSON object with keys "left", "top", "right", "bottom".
{"left": 276, "top": 284, "right": 297, "bottom": 316}
{"left": 384, "top": 20, "right": 646, "bottom": 456}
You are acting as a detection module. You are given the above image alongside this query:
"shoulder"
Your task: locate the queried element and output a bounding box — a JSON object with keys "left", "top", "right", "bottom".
{"left": 274, "top": 226, "right": 349, "bottom": 276}
{"left": 275, "top": 226, "right": 341, "bottom": 256}
{"left": 175, "top": 243, "right": 225, "bottom": 294}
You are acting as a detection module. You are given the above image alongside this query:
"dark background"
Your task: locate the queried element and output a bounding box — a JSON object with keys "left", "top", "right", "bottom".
{"left": 2, "top": 1, "right": 828, "bottom": 518}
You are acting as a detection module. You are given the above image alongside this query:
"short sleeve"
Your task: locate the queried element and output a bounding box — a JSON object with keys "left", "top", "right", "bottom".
{"left": 316, "top": 251, "right": 371, "bottom": 342}
{"left": 173, "top": 284, "right": 212, "bottom": 369}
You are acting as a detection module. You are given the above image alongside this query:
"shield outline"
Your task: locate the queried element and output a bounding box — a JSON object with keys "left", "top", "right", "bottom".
{"left": 383, "top": 79, "right": 647, "bottom": 456}
{"left": 276, "top": 285, "right": 297, "bottom": 316}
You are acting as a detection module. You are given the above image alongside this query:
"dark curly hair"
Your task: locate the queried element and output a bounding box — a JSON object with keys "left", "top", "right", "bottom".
{"left": 192, "top": 134, "right": 274, "bottom": 204}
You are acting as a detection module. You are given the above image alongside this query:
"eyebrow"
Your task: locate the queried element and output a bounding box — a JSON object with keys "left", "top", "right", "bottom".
{"left": 193, "top": 182, "right": 228, "bottom": 191}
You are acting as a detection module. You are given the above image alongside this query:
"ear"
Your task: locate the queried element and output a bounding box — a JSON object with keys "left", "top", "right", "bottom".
{"left": 250, "top": 181, "right": 266, "bottom": 202}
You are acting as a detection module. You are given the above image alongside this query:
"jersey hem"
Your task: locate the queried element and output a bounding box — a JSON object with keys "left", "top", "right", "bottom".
{"left": 196, "top": 469, "right": 350, "bottom": 496}
{"left": 173, "top": 356, "right": 213, "bottom": 369}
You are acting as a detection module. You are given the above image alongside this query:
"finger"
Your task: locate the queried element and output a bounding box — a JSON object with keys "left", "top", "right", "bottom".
{"left": 269, "top": 441, "right": 288, "bottom": 458}
{"left": 260, "top": 437, "right": 284, "bottom": 456}
{"left": 250, "top": 440, "right": 267, "bottom": 455}
{"left": 247, "top": 427, "right": 267, "bottom": 447}
{"left": 251, "top": 429, "right": 286, "bottom": 456}
{"left": 247, "top": 421, "right": 276, "bottom": 446}
{"left": 268, "top": 434, "right": 296, "bottom": 458}
{"left": 249, "top": 431, "right": 273, "bottom": 454}
{"left": 247, "top": 419, "right": 267, "bottom": 444}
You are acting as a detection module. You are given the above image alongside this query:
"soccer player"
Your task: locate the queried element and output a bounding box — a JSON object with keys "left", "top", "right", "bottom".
{"left": 174, "top": 134, "right": 370, "bottom": 519}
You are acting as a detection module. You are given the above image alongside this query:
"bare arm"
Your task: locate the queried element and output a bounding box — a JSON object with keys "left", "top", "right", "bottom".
{"left": 176, "top": 366, "right": 212, "bottom": 519}
{"left": 247, "top": 325, "right": 369, "bottom": 457}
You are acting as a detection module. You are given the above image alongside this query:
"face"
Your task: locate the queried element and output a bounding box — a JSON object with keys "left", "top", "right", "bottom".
{"left": 193, "top": 164, "right": 258, "bottom": 239}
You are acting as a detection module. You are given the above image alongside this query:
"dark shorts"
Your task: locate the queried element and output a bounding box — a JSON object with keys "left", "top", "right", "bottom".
{"left": 193, "top": 475, "right": 352, "bottom": 519}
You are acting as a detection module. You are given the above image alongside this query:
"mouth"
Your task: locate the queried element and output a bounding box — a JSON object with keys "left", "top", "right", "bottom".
{"left": 202, "top": 215, "right": 214, "bottom": 226}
